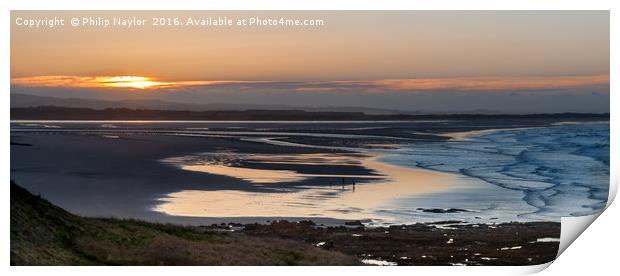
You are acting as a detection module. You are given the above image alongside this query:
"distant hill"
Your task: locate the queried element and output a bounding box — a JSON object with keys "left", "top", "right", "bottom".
{"left": 10, "top": 181, "right": 357, "bottom": 265}
{"left": 11, "top": 93, "right": 405, "bottom": 114}
{"left": 10, "top": 105, "right": 610, "bottom": 121}
{"left": 11, "top": 93, "right": 209, "bottom": 111}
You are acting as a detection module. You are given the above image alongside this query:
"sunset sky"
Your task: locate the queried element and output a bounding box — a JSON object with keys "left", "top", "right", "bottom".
{"left": 11, "top": 11, "right": 609, "bottom": 113}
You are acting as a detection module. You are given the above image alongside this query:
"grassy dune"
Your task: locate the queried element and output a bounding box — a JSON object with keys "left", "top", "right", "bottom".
{"left": 10, "top": 182, "right": 358, "bottom": 265}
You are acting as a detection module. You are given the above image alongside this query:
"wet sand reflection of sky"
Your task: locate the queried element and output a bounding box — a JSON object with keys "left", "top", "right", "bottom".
{"left": 155, "top": 153, "right": 453, "bottom": 221}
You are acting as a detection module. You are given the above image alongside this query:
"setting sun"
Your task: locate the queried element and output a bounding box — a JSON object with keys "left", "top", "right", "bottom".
{"left": 97, "top": 76, "right": 164, "bottom": 89}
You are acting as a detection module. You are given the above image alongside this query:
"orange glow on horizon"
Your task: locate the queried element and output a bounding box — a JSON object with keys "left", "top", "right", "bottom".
{"left": 10, "top": 74, "right": 610, "bottom": 92}
{"left": 9, "top": 75, "right": 261, "bottom": 90}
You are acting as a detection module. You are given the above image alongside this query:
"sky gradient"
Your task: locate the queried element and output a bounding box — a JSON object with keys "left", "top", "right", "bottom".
{"left": 11, "top": 11, "right": 610, "bottom": 113}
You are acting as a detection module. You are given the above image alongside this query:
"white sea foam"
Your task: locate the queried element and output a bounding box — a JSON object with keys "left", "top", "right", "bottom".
{"left": 360, "top": 259, "right": 397, "bottom": 266}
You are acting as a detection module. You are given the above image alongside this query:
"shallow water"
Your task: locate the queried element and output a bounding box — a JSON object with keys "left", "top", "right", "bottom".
{"left": 380, "top": 122, "right": 610, "bottom": 222}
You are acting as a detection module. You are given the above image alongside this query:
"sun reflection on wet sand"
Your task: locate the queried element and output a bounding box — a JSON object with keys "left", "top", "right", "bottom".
{"left": 154, "top": 154, "right": 455, "bottom": 222}
{"left": 168, "top": 153, "right": 381, "bottom": 184}
{"left": 183, "top": 164, "right": 306, "bottom": 184}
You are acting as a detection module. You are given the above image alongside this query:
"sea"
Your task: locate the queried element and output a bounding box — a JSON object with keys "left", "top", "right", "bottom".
{"left": 378, "top": 122, "right": 610, "bottom": 223}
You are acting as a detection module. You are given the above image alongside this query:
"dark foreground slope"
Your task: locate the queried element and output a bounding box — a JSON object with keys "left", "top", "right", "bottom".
{"left": 10, "top": 182, "right": 358, "bottom": 265}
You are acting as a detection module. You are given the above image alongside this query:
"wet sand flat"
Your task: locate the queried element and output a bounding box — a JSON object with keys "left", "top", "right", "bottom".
{"left": 11, "top": 118, "right": 607, "bottom": 225}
